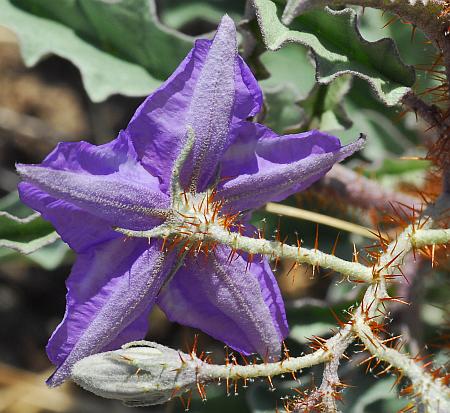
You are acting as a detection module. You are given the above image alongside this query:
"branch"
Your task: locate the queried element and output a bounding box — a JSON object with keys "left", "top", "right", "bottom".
{"left": 117, "top": 214, "right": 449, "bottom": 285}
{"left": 412, "top": 227, "right": 450, "bottom": 246}
{"left": 314, "top": 164, "right": 422, "bottom": 212}
{"left": 401, "top": 91, "right": 450, "bottom": 132}
{"left": 72, "top": 211, "right": 450, "bottom": 408}
{"left": 316, "top": 333, "right": 354, "bottom": 413}
{"left": 354, "top": 319, "right": 450, "bottom": 412}
{"left": 117, "top": 223, "right": 375, "bottom": 283}
{"left": 282, "top": 1, "right": 447, "bottom": 41}
{"left": 348, "top": 209, "right": 450, "bottom": 411}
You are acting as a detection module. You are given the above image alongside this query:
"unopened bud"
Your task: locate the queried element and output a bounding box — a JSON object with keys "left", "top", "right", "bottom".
{"left": 71, "top": 341, "right": 207, "bottom": 406}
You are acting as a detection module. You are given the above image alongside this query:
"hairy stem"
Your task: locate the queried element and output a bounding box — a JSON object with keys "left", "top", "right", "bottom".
{"left": 78, "top": 204, "right": 450, "bottom": 409}
{"left": 412, "top": 227, "right": 450, "bottom": 246}
{"left": 316, "top": 332, "right": 354, "bottom": 413}
{"left": 354, "top": 319, "right": 450, "bottom": 412}
{"left": 117, "top": 221, "right": 449, "bottom": 284}
{"left": 201, "top": 329, "right": 355, "bottom": 382}
{"left": 402, "top": 91, "right": 450, "bottom": 132}
{"left": 282, "top": 0, "right": 447, "bottom": 40}
{"left": 117, "top": 224, "right": 374, "bottom": 282}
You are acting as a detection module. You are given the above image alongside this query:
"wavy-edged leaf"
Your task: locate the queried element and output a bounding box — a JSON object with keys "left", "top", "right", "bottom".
{"left": 253, "top": 0, "right": 415, "bottom": 105}
{"left": 0, "top": 206, "right": 61, "bottom": 256}
{"left": 0, "top": 0, "right": 193, "bottom": 101}
{"left": 260, "top": 43, "right": 316, "bottom": 100}
{"left": 0, "top": 209, "right": 54, "bottom": 242}
{"left": 0, "top": 231, "right": 60, "bottom": 254}
{"left": 0, "top": 192, "right": 68, "bottom": 269}
{"left": 259, "top": 46, "right": 352, "bottom": 133}
{"left": 282, "top": 0, "right": 315, "bottom": 23}
{"left": 0, "top": 210, "right": 40, "bottom": 224}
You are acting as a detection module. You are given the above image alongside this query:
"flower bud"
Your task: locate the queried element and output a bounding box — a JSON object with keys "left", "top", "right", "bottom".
{"left": 71, "top": 341, "right": 206, "bottom": 406}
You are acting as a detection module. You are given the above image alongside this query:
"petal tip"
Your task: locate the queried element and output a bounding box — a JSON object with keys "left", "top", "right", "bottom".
{"left": 220, "top": 14, "right": 235, "bottom": 27}
{"left": 15, "top": 163, "right": 34, "bottom": 180}
{"left": 216, "top": 14, "right": 237, "bottom": 44}
{"left": 350, "top": 133, "right": 367, "bottom": 151}
{"left": 45, "top": 368, "right": 66, "bottom": 388}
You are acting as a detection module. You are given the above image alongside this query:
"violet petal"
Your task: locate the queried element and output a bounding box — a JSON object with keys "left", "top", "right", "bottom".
{"left": 46, "top": 238, "right": 176, "bottom": 386}
{"left": 157, "top": 245, "right": 287, "bottom": 359}
{"left": 18, "top": 182, "right": 118, "bottom": 253}
{"left": 127, "top": 16, "right": 261, "bottom": 193}
{"left": 180, "top": 15, "right": 236, "bottom": 191}
{"left": 17, "top": 132, "right": 169, "bottom": 231}
{"left": 218, "top": 122, "right": 365, "bottom": 212}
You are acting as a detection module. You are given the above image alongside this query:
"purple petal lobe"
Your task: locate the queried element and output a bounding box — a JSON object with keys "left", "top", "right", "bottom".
{"left": 17, "top": 131, "right": 168, "bottom": 231}
{"left": 18, "top": 182, "right": 118, "bottom": 253}
{"left": 17, "top": 164, "right": 168, "bottom": 229}
{"left": 158, "top": 245, "right": 288, "bottom": 359}
{"left": 181, "top": 15, "right": 237, "bottom": 191}
{"left": 39, "top": 130, "right": 137, "bottom": 174}
{"left": 127, "top": 17, "right": 261, "bottom": 192}
{"left": 218, "top": 122, "right": 365, "bottom": 211}
{"left": 46, "top": 238, "right": 176, "bottom": 386}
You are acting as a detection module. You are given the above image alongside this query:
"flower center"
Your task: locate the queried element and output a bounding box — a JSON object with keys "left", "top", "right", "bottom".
{"left": 174, "top": 190, "right": 224, "bottom": 234}
{"left": 165, "top": 190, "right": 240, "bottom": 256}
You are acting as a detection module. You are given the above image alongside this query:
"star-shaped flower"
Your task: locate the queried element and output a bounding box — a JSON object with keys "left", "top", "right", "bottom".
{"left": 17, "top": 15, "right": 363, "bottom": 386}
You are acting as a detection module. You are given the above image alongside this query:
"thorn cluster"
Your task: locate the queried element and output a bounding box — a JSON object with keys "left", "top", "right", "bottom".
{"left": 165, "top": 189, "right": 241, "bottom": 257}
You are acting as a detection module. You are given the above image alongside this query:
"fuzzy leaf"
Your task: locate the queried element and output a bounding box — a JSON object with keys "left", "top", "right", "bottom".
{"left": 259, "top": 43, "right": 316, "bottom": 100}
{"left": 0, "top": 209, "right": 54, "bottom": 242}
{"left": 0, "top": 206, "right": 60, "bottom": 255}
{"left": 298, "top": 75, "right": 353, "bottom": 132}
{"left": 282, "top": 0, "right": 314, "bottom": 22}
{"left": 0, "top": 231, "right": 60, "bottom": 254}
{"left": 0, "top": 0, "right": 193, "bottom": 101}
{"left": 253, "top": 0, "right": 415, "bottom": 105}
{"left": 0, "top": 192, "right": 68, "bottom": 269}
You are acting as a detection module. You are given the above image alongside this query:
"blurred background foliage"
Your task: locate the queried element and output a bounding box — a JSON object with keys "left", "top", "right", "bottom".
{"left": 0, "top": 1, "right": 447, "bottom": 412}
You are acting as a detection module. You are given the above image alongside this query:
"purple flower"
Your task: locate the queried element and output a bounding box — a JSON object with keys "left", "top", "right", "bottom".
{"left": 17, "top": 16, "right": 363, "bottom": 386}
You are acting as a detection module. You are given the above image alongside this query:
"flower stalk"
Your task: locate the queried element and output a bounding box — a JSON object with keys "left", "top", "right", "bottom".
{"left": 116, "top": 221, "right": 375, "bottom": 282}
